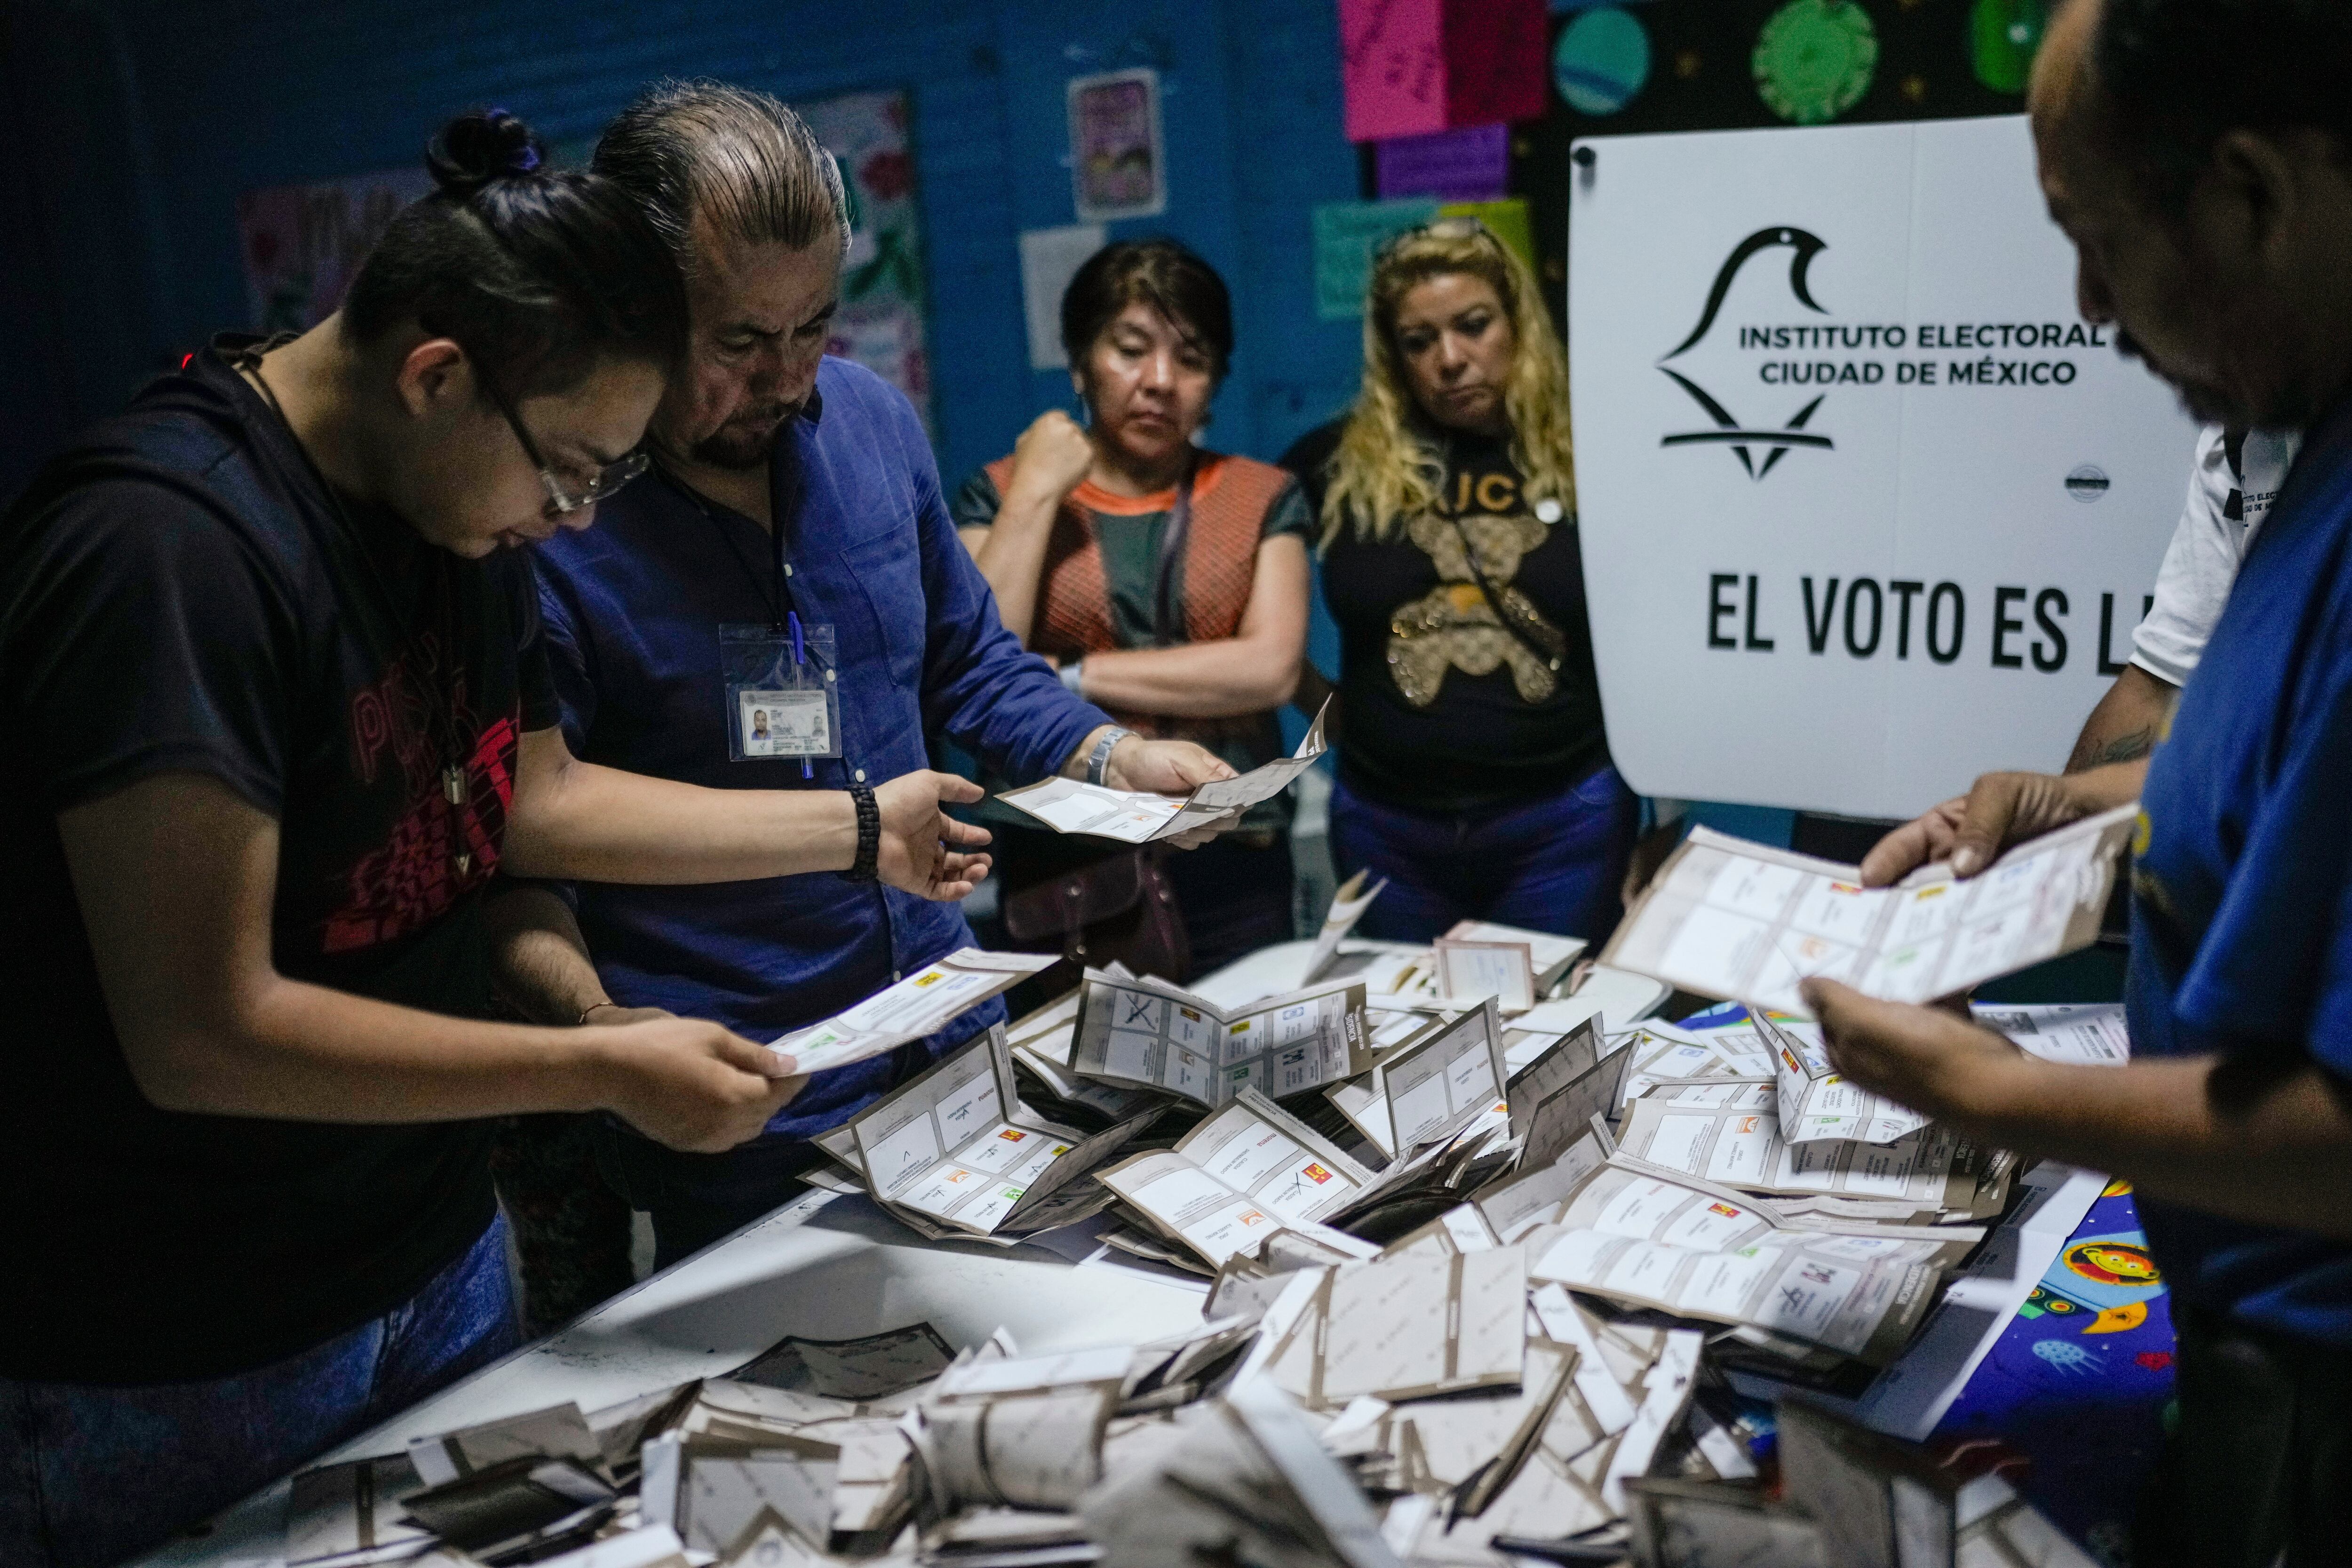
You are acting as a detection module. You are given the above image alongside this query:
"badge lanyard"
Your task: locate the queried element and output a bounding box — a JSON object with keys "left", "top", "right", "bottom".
{"left": 668, "top": 447, "right": 843, "bottom": 770}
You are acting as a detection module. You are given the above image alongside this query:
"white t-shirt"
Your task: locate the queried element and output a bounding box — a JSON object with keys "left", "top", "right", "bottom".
{"left": 2130, "top": 424, "right": 2303, "bottom": 685}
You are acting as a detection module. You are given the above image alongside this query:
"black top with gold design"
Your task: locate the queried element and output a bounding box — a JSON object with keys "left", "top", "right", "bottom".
{"left": 1295, "top": 424, "right": 1606, "bottom": 814}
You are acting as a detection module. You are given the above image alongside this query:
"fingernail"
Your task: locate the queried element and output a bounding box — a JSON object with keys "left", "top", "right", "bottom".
{"left": 1953, "top": 849, "right": 1982, "bottom": 876}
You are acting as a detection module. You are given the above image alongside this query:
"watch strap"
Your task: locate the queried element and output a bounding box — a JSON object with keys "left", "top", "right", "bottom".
{"left": 1087, "top": 726, "right": 1136, "bottom": 787}
{"left": 841, "top": 781, "right": 882, "bottom": 882}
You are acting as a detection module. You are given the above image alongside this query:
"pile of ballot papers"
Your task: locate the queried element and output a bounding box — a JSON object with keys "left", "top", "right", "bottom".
{"left": 278, "top": 823, "right": 2140, "bottom": 1568}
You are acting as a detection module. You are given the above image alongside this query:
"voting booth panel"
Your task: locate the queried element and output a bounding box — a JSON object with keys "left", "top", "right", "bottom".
{"left": 1569, "top": 116, "right": 2199, "bottom": 820}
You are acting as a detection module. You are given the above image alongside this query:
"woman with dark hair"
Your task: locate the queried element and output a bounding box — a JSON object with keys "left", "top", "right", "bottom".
{"left": 0, "top": 109, "right": 988, "bottom": 1563}
{"left": 955, "top": 239, "right": 1310, "bottom": 979}
{"left": 1287, "top": 218, "right": 1633, "bottom": 945}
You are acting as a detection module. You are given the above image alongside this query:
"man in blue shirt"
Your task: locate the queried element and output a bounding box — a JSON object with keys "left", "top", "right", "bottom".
{"left": 507, "top": 81, "right": 1232, "bottom": 1271}
{"left": 1807, "top": 2, "right": 2352, "bottom": 1562}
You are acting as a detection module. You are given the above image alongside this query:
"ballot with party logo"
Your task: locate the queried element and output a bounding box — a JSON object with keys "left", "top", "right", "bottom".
{"left": 1601, "top": 805, "right": 2137, "bottom": 1016}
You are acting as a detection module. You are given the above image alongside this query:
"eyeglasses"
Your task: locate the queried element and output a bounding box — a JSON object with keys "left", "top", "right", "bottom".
{"left": 477, "top": 374, "right": 650, "bottom": 517}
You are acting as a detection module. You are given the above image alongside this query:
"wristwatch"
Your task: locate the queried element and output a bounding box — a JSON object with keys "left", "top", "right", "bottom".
{"left": 1087, "top": 726, "right": 1136, "bottom": 787}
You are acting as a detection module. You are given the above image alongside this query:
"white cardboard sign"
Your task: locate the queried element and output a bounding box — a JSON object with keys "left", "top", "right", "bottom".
{"left": 1568, "top": 116, "right": 2198, "bottom": 818}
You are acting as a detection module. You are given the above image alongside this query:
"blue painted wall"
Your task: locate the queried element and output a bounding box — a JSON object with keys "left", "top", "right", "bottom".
{"left": 0, "top": 0, "right": 1366, "bottom": 504}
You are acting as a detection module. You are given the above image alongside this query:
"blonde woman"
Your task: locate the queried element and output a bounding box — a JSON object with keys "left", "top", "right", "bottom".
{"left": 1283, "top": 218, "right": 1633, "bottom": 943}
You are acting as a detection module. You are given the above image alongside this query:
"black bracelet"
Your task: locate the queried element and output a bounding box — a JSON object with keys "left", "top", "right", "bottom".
{"left": 841, "top": 781, "right": 881, "bottom": 883}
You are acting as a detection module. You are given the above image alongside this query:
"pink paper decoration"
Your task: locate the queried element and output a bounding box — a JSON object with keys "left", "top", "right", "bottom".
{"left": 1340, "top": 0, "right": 1549, "bottom": 143}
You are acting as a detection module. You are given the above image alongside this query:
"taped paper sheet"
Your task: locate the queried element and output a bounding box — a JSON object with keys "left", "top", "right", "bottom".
{"left": 1601, "top": 806, "right": 2137, "bottom": 1014}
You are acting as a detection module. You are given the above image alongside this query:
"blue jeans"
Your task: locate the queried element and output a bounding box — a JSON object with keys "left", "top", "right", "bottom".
{"left": 1328, "top": 764, "right": 1640, "bottom": 946}
{"left": 589, "top": 1115, "right": 835, "bottom": 1274}
{"left": 1, "top": 1217, "right": 519, "bottom": 1568}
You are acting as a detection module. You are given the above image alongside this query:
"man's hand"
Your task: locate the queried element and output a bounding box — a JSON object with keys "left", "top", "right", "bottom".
{"left": 874, "top": 770, "right": 994, "bottom": 900}
{"left": 1103, "top": 736, "right": 1236, "bottom": 795}
{"left": 1003, "top": 410, "right": 1097, "bottom": 509}
{"left": 1802, "top": 978, "right": 2031, "bottom": 1128}
{"left": 1104, "top": 737, "right": 1242, "bottom": 849}
{"left": 590, "top": 1016, "right": 804, "bottom": 1153}
{"left": 1858, "top": 767, "right": 2127, "bottom": 887}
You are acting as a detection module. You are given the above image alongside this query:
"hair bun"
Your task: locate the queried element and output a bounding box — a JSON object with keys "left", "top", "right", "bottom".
{"left": 428, "top": 108, "right": 547, "bottom": 197}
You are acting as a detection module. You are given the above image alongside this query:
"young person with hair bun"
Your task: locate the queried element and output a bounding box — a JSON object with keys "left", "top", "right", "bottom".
{"left": 0, "top": 108, "right": 987, "bottom": 1563}
{"left": 1284, "top": 219, "right": 1632, "bottom": 946}
{"left": 955, "top": 238, "right": 1313, "bottom": 978}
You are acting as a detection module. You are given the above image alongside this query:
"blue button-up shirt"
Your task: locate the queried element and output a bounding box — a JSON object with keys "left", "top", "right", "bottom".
{"left": 533, "top": 357, "right": 1108, "bottom": 1137}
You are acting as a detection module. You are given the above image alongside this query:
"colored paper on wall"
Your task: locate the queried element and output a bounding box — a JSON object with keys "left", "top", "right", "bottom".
{"left": 1437, "top": 0, "right": 1550, "bottom": 127}
{"left": 1439, "top": 198, "right": 1536, "bottom": 275}
{"left": 1375, "top": 123, "right": 1509, "bottom": 201}
{"left": 236, "top": 166, "right": 433, "bottom": 333}
{"left": 1069, "top": 68, "right": 1166, "bottom": 222}
{"left": 1019, "top": 224, "right": 1107, "bottom": 371}
{"left": 1313, "top": 198, "right": 1440, "bottom": 320}
{"left": 802, "top": 89, "right": 935, "bottom": 433}
{"left": 1340, "top": 0, "right": 1447, "bottom": 142}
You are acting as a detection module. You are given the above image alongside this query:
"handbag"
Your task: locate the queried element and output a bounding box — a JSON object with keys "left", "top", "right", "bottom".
{"left": 1000, "top": 847, "right": 1193, "bottom": 984}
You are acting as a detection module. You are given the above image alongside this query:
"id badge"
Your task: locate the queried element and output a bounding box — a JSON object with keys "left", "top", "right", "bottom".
{"left": 721, "top": 620, "right": 841, "bottom": 763}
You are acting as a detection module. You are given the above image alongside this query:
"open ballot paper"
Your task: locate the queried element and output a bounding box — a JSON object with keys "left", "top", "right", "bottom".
{"left": 1319, "top": 1248, "right": 1528, "bottom": 1402}
{"left": 1751, "top": 1011, "right": 1932, "bottom": 1147}
{"left": 1601, "top": 805, "right": 2138, "bottom": 1015}
{"left": 1380, "top": 998, "right": 1510, "bottom": 1152}
{"left": 834, "top": 1026, "right": 1120, "bottom": 1238}
{"left": 1975, "top": 999, "right": 2132, "bottom": 1066}
{"left": 767, "top": 949, "right": 1057, "bottom": 1075}
{"left": 1097, "top": 1090, "right": 1379, "bottom": 1267}
{"left": 1071, "top": 968, "right": 1371, "bottom": 1109}
{"left": 1613, "top": 1096, "right": 2014, "bottom": 1218}
{"left": 996, "top": 700, "right": 1329, "bottom": 843}
{"left": 1438, "top": 920, "right": 1589, "bottom": 1010}
{"left": 1607, "top": 1020, "right": 1776, "bottom": 1107}
{"left": 1532, "top": 1212, "right": 1948, "bottom": 1368}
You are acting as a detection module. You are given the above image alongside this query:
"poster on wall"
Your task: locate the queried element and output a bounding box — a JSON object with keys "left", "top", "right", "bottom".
{"left": 239, "top": 88, "right": 935, "bottom": 433}
{"left": 1068, "top": 67, "right": 1166, "bottom": 223}
{"left": 799, "top": 88, "right": 935, "bottom": 434}
{"left": 236, "top": 167, "right": 433, "bottom": 334}
{"left": 1566, "top": 115, "right": 2197, "bottom": 819}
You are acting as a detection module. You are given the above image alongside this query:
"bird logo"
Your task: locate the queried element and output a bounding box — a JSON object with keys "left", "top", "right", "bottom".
{"left": 1660, "top": 225, "right": 1836, "bottom": 479}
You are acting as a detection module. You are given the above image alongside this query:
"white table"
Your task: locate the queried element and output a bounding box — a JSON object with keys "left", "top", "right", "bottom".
{"left": 135, "top": 936, "right": 1661, "bottom": 1567}
{"left": 139, "top": 1187, "right": 1207, "bottom": 1567}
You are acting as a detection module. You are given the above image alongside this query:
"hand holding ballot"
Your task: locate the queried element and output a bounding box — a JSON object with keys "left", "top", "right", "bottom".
{"left": 1856, "top": 763, "right": 2145, "bottom": 886}
{"left": 1601, "top": 804, "right": 2137, "bottom": 1016}
{"left": 998, "top": 702, "right": 1328, "bottom": 845}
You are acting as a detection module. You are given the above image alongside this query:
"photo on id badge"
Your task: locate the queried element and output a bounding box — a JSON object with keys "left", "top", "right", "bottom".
{"left": 721, "top": 619, "right": 842, "bottom": 763}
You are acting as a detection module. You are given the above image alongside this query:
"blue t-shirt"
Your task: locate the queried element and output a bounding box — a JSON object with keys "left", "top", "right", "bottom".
{"left": 533, "top": 358, "right": 1109, "bottom": 1140}
{"left": 2128, "top": 394, "right": 2352, "bottom": 1344}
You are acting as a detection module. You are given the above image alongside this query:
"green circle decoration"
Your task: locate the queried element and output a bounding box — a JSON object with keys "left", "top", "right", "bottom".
{"left": 1753, "top": 0, "right": 1880, "bottom": 125}
{"left": 1553, "top": 8, "right": 1653, "bottom": 118}
{"left": 1971, "top": 0, "right": 2046, "bottom": 93}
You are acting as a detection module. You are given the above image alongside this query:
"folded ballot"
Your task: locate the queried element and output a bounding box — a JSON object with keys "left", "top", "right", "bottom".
{"left": 1612, "top": 1095, "right": 2014, "bottom": 1218}
{"left": 1433, "top": 919, "right": 1588, "bottom": 1012}
{"left": 1097, "top": 1089, "right": 1381, "bottom": 1267}
{"left": 1071, "top": 967, "right": 1372, "bottom": 1110}
{"left": 817, "top": 1025, "right": 1134, "bottom": 1239}
{"left": 1321, "top": 997, "right": 1510, "bottom": 1156}
{"left": 997, "top": 701, "right": 1329, "bottom": 844}
{"left": 766, "top": 948, "right": 1057, "bottom": 1075}
{"left": 1602, "top": 804, "right": 2138, "bottom": 1015}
